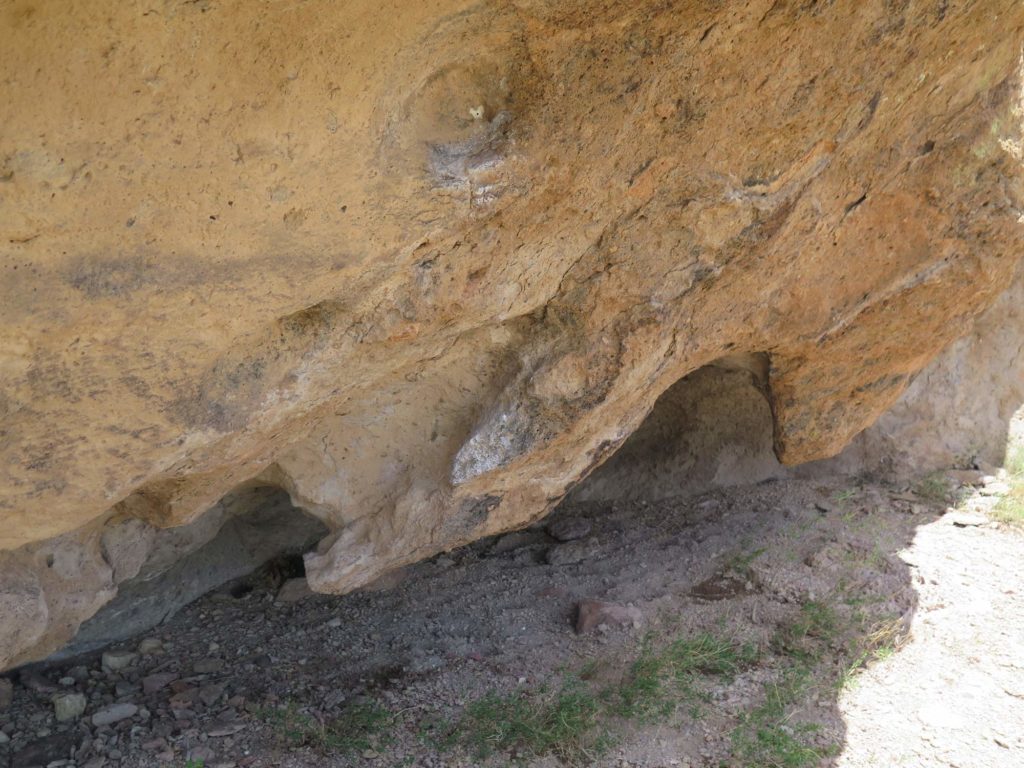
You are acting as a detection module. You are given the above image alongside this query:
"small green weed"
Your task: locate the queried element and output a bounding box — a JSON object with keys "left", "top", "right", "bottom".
{"left": 913, "top": 471, "right": 951, "bottom": 503}
{"left": 731, "top": 661, "right": 828, "bottom": 768}
{"left": 264, "top": 700, "right": 393, "bottom": 755}
{"left": 772, "top": 601, "right": 837, "bottom": 662}
{"left": 1006, "top": 442, "right": 1024, "bottom": 476}
{"left": 990, "top": 440, "right": 1024, "bottom": 524}
{"left": 449, "top": 631, "right": 756, "bottom": 763}
{"left": 838, "top": 616, "right": 905, "bottom": 691}
{"left": 606, "top": 633, "right": 758, "bottom": 720}
{"left": 834, "top": 488, "right": 857, "bottom": 503}
{"left": 456, "top": 677, "right": 608, "bottom": 762}
{"left": 992, "top": 482, "right": 1024, "bottom": 525}
{"left": 726, "top": 548, "right": 767, "bottom": 579}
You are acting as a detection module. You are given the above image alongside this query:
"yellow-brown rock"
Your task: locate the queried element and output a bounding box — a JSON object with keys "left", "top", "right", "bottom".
{"left": 2, "top": 0, "right": 1024, "bottom": 668}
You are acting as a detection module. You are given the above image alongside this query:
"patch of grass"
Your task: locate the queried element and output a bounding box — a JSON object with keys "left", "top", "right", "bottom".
{"left": 726, "top": 547, "right": 767, "bottom": 579}
{"left": 263, "top": 700, "right": 394, "bottom": 755}
{"left": 449, "top": 631, "right": 757, "bottom": 763}
{"left": 772, "top": 601, "right": 837, "bottom": 662}
{"left": 1006, "top": 443, "right": 1024, "bottom": 476}
{"left": 606, "top": 633, "right": 758, "bottom": 721}
{"left": 991, "top": 440, "right": 1024, "bottom": 525}
{"left": 838, "top": 616, "right": 906, "bottom": 691}
{"left": 913, "top": 471, "right": 951, "bottom": 503}
{"left": 992, "top": 482, "right": 1024, "bottom": 525}
{"left": 732, "top": 663, "right": 829, "bottom": 768}
{"left": 456, "top": 677, "right": 608, "bottom": 762}
{"left": 834, "top": 488, "right": 857, "bottom": 503}
{"left": 729, "top": 601, "right": 848, "bottom": 767}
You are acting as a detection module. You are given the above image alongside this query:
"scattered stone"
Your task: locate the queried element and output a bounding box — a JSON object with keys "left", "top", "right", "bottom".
{"left": 690, "top": 573, "right": 753, "bottom": 601}
{"left": 142, "top": 738, "right": 168, "bottom": 752}
{"left": 546, "top": 538, "right": 601, "bottom": 566}
{"left": 575, "top": 599, "right": 643, "bottom": 634}
{"left": 52, "top": 692, "right": 86, "bottom": 722}
{"left": 0, "top": 677, "right": 12, "bottom": 709}
{"left": 11, "top": 732, "right": 77, "bottom": 768}
{"left": 169, "top": 687, "right": 199, "bottom": 709}
{"left": 20, "top": 670, "right": 59, "bottom": 694}
{"left": 142, "top": 673, "right": 178, "bottom": 694}
{"left": 547, "top": 517, "right": 592, "bottom": 542}
{"left": 114, "top": 680, "right": 139, "bottom": 697}
{"left": 947, "top": 512, "right": 989, "bottom": 528}
{"left": 275, "top": 577, "right": 313, "bottom": 603}
{"left": 188, "top": 745, "right": 216, "bottom": 763}
{"left": 207, "top": 720, "right": 246, "bottom": 737}
{"left": 980, "top": 481, "right": 1012, "bottom": 496}
{"left": 193, "top": 657, "right": 224, "bottom": 674}
{"left": 363, "top": 567, "right": 408, "bottom": 592}
{"left": 67, "top": 666, "right": 89, "bottom": 683}
{"left": 137, "top": 637, "right": 163, "bottom": 655}
{"left": 491, "top": 531, "right": 541, "bottom": 555}
{"left": 535, "top": 586, "right": 571, "bottom": 598}
{"left": 199, "top": 682, "right": 226, "bottom": 706}
{"left": 100, "top": 650, "right": 137, "bottom": 672}
{"left": 976, "top": 459, "right": 1001, "bottom": 476}
{"left": 947, "top": 468, "right": 985, "bottom": 486}
{"left": 325, "top": 617, "right": 343, "bottom": 629}
{"left": 91, "top": 702, "right": 138, "bottom": 727}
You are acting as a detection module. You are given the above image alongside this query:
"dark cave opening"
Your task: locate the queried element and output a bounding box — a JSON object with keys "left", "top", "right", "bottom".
{"left": 569, "top": 353, "right": 783, "bottom": 504}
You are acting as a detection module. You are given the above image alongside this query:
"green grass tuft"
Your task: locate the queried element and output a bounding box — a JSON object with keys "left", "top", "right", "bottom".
{"left": 456, "top": 677, "right": 608, "bottom": 762}
{"left": 448, "top": 631, "right": 757, "bottom": 763}
{"left": 264, "top": 700, "right": 394, "bottom": 755}
{"left": 992, "top": 483, "right": 1024, "bottom": 525}
{"left": 772, "top": 601, "right": 838, "bottom": 662}
{"left": 914, "top": 471, "right": 951, "bottom": 503}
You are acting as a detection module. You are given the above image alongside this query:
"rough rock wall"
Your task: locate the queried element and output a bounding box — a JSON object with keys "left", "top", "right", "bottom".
{"left": 3, "top": 0, "right": 1024, "bottom": 668}
{"left": 836, "top": 263, "right": 1024, "bottom": 475}
{"left": 571, "top": 264, "right": 1024, "bottom": 504}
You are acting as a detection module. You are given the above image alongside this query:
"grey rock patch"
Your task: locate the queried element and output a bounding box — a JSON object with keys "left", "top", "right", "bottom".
{"left": 193, "top": 658, "right": 224, "bottom": 675}
{"left": 275, "top": 578, "right": 313, "bottom": 604}
{"left": 574, "top": 599, "right": 643, "bottom": 634}
{"left": 100, "top": 650, "right": 136, "bottom": 671}
{"left": 546, "top": 538, "right": 602, "bottom": 566}
{"left": 546, "top": 517, "right": 592, "bottom": 542}
{"left": 52, "top": 489, "right": 327, "bottom": 660}
{"left": 91, "top": 702, "right": 137, "bottom": 726}
{"left": 51, "top": 692, "right": 86, "bottom": 722}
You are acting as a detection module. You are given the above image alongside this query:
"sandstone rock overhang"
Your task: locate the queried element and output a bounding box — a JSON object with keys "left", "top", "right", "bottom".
{"left": 2, "top": 0, "right": 1024, "bottom": 669}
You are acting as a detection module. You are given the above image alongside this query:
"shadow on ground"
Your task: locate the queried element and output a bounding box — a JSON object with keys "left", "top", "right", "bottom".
{"left": 0, "top": 475, "right": 947, "bottom": 768}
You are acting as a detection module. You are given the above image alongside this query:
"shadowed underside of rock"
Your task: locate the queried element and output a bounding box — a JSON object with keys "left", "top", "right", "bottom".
{"left": 2, "top": 0, "right": 1024, "bottom": 669}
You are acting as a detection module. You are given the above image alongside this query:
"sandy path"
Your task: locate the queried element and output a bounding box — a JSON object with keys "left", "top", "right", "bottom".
{"left": 837, "top": 510, "right": 1024, "bottom": 768}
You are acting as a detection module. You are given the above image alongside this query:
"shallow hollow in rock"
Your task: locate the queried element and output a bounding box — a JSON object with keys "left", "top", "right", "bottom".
{"left": 48, "top": 487, "right": 327, "bottom": 662}
{"left": 569, "top": 353, "right": 783, "bottom": 504}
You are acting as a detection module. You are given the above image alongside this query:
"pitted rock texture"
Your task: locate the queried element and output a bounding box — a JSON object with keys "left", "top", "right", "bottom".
{"left": 3, "top": 0, "right": 1024, "bottom": 668}
{"left": 836, "top": 261, "right": 1024, "bottom": 476}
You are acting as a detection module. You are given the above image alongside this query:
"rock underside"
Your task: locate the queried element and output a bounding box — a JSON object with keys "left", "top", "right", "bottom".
{"left": 2, "top": 0, "right": 1024, "bottom": 669}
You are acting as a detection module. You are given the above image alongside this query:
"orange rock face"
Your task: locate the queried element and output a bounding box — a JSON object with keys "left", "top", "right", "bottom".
{"left": 1, "top": 0, "right": 1024, "bottom": 667}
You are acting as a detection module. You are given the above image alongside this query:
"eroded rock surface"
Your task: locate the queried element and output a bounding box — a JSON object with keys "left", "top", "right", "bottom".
{"left": 3, "top": 0, "right": 1024, "bottom": 668}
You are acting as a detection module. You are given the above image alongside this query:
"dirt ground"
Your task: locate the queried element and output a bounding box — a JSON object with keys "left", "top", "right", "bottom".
{"left": 2, "top": 461, "right": 1023, "bottom": 768}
